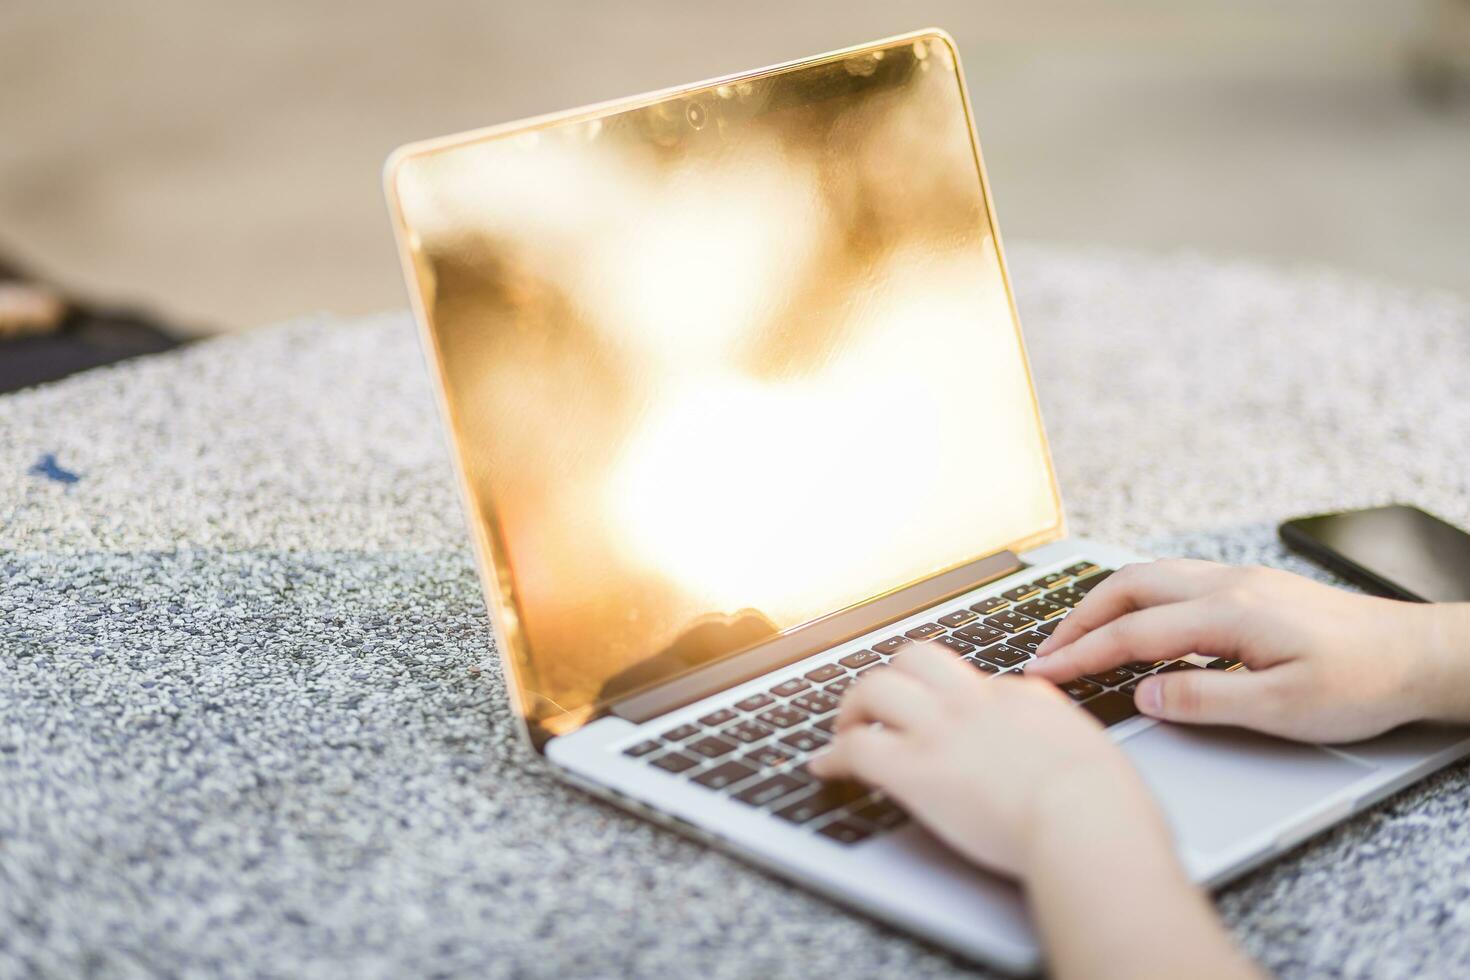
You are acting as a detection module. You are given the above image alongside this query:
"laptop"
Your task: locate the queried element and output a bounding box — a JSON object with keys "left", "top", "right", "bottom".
{"left": 384, "top": 29, "right": 1470, "bottom": 973}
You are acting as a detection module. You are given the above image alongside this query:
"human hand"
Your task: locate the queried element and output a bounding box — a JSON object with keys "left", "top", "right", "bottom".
{"left": 1029, "top": 559, "right": 1465, "bottom": 742}
{"left": 810, "top": 640, "right": 1264, "bottom": 979}
{"left": 809, "top": 644, "right": 1161, "bottom": 878}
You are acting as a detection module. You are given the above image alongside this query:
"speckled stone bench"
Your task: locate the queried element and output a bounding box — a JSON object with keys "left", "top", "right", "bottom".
{"left": 3, "top": 245, "right": 1468, "bottom": 978}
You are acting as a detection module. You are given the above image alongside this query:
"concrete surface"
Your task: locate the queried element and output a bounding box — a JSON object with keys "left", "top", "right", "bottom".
{"left": 2, "top": 244, "right": 1469, "bottom": 977}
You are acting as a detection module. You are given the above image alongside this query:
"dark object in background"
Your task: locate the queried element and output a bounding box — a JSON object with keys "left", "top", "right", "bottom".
{"left": 1408, "top": 0, "right": 1470, "bottom": 107}
{"left": 1280, "top": 504, "right": 1470, "bottom": 603}
{"left": 0, "top": 253, "right": 185, "bottom": 395}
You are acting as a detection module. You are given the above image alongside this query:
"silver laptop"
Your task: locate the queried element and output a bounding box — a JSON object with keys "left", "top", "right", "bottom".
{"left": 384, "top": 29, "right": 1470, "bottom": 973}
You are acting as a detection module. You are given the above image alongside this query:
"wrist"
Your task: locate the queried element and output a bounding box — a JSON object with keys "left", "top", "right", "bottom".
{"left": 1020, "top": 758, "right": 1245, "bottom": 980}
{"left": 1413, "top": 603, "right": 1470, "bottom": 725}
{"left": 1021, "top": 757, "right": 1174, "bottom": 881}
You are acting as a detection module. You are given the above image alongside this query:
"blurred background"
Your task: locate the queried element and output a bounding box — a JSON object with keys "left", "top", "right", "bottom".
{"left": 2, "top": 0, "right": 1467, "bottom": 339}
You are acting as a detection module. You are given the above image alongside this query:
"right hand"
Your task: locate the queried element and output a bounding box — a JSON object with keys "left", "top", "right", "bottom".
{"left": 1028, "top": 559, "right": 1470, "bottom": 743}
{"left": 810, "top": 643, "right": 1156, "bottom": 878}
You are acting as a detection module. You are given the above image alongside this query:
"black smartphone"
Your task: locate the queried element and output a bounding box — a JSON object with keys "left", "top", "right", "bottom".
{"left": 1279, "top": 504, "right": 1470, "bottom": 603}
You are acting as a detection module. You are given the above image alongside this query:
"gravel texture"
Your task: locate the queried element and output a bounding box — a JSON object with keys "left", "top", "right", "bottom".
{"left": 3, "top": 245, "right": 1469, "bottom": 979}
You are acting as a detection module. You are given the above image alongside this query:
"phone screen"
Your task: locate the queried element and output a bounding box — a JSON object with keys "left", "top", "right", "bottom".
{"left": 1281, "top": 505, "right": 1470, "bottom": 603}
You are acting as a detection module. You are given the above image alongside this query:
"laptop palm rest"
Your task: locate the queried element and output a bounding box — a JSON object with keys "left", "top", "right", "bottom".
{"left": 1121, "top": 724, "right": 1375, "bottom": 855}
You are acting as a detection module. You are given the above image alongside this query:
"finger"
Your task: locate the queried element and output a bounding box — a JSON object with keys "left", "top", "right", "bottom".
{"left": 1037, "top": 559, "right": 1229, "bottom": 654}
{"left": 1027, "top": 596, "right": 1236, "bottom": 682}
{"left": 890, "top": 643, "right": 985, "bottom": 701}
{"left": 809, "top": 725, "right": 909, "bottom": 786}
{"left": 835, "top": 670, "right": 942, "bottom": 734}
{"left": 1134, "top": 666, "right": 1282, "bottom": 728}
{"left": 1036, "top": 559, "right": 1231, "bottom": 656}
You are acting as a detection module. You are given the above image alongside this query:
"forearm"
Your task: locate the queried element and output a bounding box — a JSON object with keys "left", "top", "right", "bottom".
{"left": 1023, "top": 767, "right": 1261, "bottom": 980}
{"left": 1417, "top": 603, "right": 1470, "bottom": 725}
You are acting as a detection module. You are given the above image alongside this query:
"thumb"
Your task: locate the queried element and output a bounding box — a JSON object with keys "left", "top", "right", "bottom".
{"left": 1135, "top": 668, "right": 1277, "bottom": 727}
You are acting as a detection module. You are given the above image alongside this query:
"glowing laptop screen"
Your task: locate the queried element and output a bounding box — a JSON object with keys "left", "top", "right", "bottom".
{"left": 389, "top": 33, "right": 1061, "bottom": 733}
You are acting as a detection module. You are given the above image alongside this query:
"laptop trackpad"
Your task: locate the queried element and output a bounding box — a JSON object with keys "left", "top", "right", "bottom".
{"left": 1122, "top": 724, "right": 1375, "bottom": 854}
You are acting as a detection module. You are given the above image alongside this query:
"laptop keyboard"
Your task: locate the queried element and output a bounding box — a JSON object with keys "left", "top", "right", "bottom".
{"left": 620, "top": 561, "right": 1240, "bottom": 845}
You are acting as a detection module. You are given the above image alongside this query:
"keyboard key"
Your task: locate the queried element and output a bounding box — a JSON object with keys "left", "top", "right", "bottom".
{"left": 1032, "top": 571, "right": 1070, "bottom": 590}
{"left": 824, "top": 676, "right": 855, "bottom": 697}
{"left": 1001, "top": 583, "right": 1042, "bottom": 602}
{"left": 817, "top": 819, "right": 875, "bottom": 845}
{"left": 1063, "top": 561, "right": 1099, "bottom": 577}
{"left": 956, "top": 624, "right": 1006, "bottom": 646}
{"left": 1015, "top": 598, "right": 1068, "bottom": 621}
{"left": 623, "top": 739, "right": 661, "bottom": 758}
{"left": 1047, "top": 585, "right": 1086, "bottom": 607}
{"left": 693, "top": 759, "right": 758, "bottom": 789}
{"left": 937, "top": 609, "right": 978, "bottom": 628}
{"left": 792, "top": 691, "right": 840, "bottom": 715}
{"left": 1084, "top": 668, "right": 1134, "bottom": 687}
{"left": 724, "top": 720, "right": 774, "bottom": 743}
{"left": 969, "top": 596, "right": 1010, "bottom": 615}
{"left": 904, "top": 623, "right": 947, "bottom": 642}
{"left": 1126, "top": 660, "right": 1166, "bottom": 673}
{"left": 1156, "top": 661, "right": 1202, "bottom": 674}
{"left": 964, "top": 657, "right": 999, "bottom": 673}
{"left": 804, "top": 663, "right": 846, "bottom": 684}
{"left": 734, "top": 773, "right": 808, "bottom": 807}
{"left": 1206, "top": 657, "right": 1241, "bottom": 670}
{"left": 1008, "top": 630, "right": 1047, "bottom": 654}
{"left": 757, "top": 705, "right": 809, "bottom": 729}
{"left": 852, "top": 797, "right": 909, "bottom": 829}
{"left": 774, "top": 781, "right": 868, "bottom": 824}
{"left": 698, "top": 707, "right": 738, "bottom": 727}
{"left": 813, "top": 716, "right": 838, "bottom": 735}
{"left": 661, "top": 724, "right": 701, "bottom": 742}
{"left": 651, "top": 752, "right": 699, "bottom": 773}
{"left": 1060, "top": 679, "right": 1104, "bottom": 701}
{"left": 1036, "top": 620, "right": 1061, "bottom": 636}
{"left": 984, "top": 611, "right": 1035, "bottom": 633}
{"left": 976, "top": 645, "right": 1028, "bottom": 668}
{"left": 770, "top": 677, "right": 810, "bottom": 698}
{"left": 780, "top": 729, "right": 829, "bottom": 753}
{"left": 1120, "top": 679, "right": 1141, "bottom": 695}
{"left": 839, "top": 649, "right": 882, "bottom": 669}
{"left": 687, "top": 735, "right": 738, "bottom": 759}
{"left": 1075, "top": 570, "right": 1114, "bottom": 593}
{"left": 746, "top": 744, "right": 794, "bottom": 767}
{"left": 934, "top": 634, "right": 976, "bottom": 655}
{"left": 735, "top": 693, "right": 775, "bottom": 712}
{"left": 872, "top": 637, "right": 911, "bottom": 655}
{"left": 1080, "top": 690, "right": 1141, "bottom": 727}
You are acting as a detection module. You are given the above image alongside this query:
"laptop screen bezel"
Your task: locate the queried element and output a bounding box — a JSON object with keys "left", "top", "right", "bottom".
{"left": 384, "top": 28, "right": 1066, "bottom": 748}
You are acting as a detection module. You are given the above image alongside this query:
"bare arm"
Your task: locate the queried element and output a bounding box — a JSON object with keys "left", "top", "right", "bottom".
{"left": 1027, "top": 768, "right": 1258, "bottom": 980}
{"left": 1421, "top": 602, "right": 1470, "bottom": 725}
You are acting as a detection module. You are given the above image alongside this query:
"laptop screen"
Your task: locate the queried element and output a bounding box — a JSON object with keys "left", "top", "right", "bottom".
{"left": 389, "top": 32, "right": 1061, "bottom": 734}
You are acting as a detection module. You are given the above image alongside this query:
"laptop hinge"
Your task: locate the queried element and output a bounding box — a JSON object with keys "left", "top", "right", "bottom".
{"left": 610, "top": 549, "right": 1026, "bottom": 725}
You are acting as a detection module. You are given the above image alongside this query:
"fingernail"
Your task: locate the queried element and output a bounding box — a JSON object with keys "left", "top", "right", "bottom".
{"left": 1137, "top": 678, "right": 1162, "bottom": 715}
{"left": 1034, "top": 638, "right": 1055, "bottom": 656}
